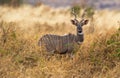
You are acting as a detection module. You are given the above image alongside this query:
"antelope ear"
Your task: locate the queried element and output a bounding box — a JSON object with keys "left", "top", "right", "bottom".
{"left": 83, "top": 20, "right": 89, "bottom": 25}
{"left": 71, "top": 20, "right": 77, "bottom": 25}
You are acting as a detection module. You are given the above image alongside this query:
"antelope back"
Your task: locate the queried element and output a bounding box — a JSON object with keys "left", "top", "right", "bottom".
{"left": 38, "top": 34, "right": 78, "bottom": 54}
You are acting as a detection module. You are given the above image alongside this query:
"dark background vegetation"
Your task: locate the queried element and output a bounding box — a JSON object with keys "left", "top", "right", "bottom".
{"left": 0, "top": 0, "right": 23, "bottom": 6}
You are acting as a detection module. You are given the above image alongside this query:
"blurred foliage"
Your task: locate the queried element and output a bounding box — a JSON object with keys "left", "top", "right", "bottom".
{"left": 71, "top": 5, "right": 81, "bottom": 16}
{"left": 0, "top": 0, "right": 23, "bottom": 6}
{"left": 70, "top": 5, "right": 95, "bottom": 18}
{"left": 85, "top": 7, "right": 94, "bottom": 18}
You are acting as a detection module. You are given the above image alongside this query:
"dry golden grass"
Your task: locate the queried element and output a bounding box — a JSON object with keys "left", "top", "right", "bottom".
{"left": 0, "top": 4, "right": 120, "bottom": 78}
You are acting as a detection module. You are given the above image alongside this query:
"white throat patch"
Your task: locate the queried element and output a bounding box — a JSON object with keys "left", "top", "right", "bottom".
{"left": 78, "top": 32, "right": 83, "bottom": 35}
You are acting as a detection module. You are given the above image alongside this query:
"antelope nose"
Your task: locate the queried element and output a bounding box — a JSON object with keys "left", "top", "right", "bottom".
{"left": 78, "top": 30, "right": 82, "bottom": 33}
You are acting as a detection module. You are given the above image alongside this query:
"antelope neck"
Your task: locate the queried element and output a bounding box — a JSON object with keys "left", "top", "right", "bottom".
{"left": 76, "top": 26, "right": 84, "bottom": 42}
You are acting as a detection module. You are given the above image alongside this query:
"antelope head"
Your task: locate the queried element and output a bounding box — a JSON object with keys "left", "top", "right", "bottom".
{"left": 71, "top": 9, "right": 89, "bottom": 33}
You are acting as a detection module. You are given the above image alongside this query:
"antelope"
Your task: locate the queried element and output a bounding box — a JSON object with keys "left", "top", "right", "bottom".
{"left": 38, "top": 9, "right": 88, "bottom": 54}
